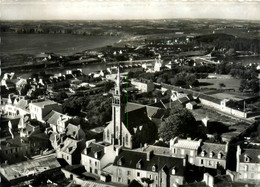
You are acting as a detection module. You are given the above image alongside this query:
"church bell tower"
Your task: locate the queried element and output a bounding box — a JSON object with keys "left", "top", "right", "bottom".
{"left": 112, "top": 67, "right": 124, "bottom": 145}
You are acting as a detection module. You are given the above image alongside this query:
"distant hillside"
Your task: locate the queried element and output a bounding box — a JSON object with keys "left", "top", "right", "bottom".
{"left": 194, "top": 33, "right": 260, "bottom": 54}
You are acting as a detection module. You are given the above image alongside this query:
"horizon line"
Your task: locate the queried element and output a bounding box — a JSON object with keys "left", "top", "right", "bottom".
{"left": 1, "top": 17, "right": 259, "bottom": 22}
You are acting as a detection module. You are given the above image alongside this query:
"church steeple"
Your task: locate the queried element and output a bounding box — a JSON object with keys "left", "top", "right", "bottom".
{"left": 112, "top": 66, "right": 124, "bottom": 146}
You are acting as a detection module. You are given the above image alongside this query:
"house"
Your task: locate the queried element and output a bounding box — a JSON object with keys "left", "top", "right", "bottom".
{"left": 131, "top": 79, "right": 155, "bottom": 93}
{"left": 29, "top": 99, "right": 62, "bottom": 123}
{"left": 102, "top": 149, "right": 185, "bottom": 187}
{"left": 170, "top": 137, "right": 202, "bottom": 165}
{"left": 56, "top": 137, "right": 85, "bottom": 165}
{"left": 170, "top": 137, "right": 228, "bottom": 169}
{"left": 186, "top": 101, "right": 197, "bottom": 110}
{"left": 103, "top": 68, "right": 157, "bottom": 149}
{"left": 43, "top": 110, "right": 72, "bottom": 133}
{"left": 3, "top": 94, "right": 30, "bottom": 117}
{"left": 236, "top": 146, "right": 260, "bottom": 182}
{"left": 0, "top": 137, "right": 31, "bottom": 164}
{"left": 196, "top": 142, "right": 228, "bottom": 169}
{"left": 0, "top": 118, "right": 20, "bottom": 139}
{"left": 81, "top": 139, "right": 117, "bottom": 177}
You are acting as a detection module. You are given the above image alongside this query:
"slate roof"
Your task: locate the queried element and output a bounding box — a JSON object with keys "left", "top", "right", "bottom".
{"left": 239, "top": 148, "right": 260, "bottom": 163}
{"left": 146, "top": 106, "right": 161, "bottom": 118}
{"left": 83, "top": 142, "right": 105, "bottom": 160}
{"left": 123, "top": 107, "right": 152, "bottom": 134}
{"left": 15, "top": 99, "right": 29, "bottom": 110}
{"left": 199, "top": 94, "right": 221, "bottom": 104}
{"left": 198, "top": 142, "right": 227, "bottom": 159}
{"left": 174, "top": 139, "right": 201, "bottom": 150}
{"left": 0, "top": 154, "right": 60, "bottom": 182}
{"left": 125, "top": 102, "right": 145, "bottom": 113}
{"left": 43, "top": 110, "right": 71, "bottom": 125}
{"left": 134, "top": 145, "right": 171, "bottom": 156}
{"left": 66, "top": 123, "right": 81, "bottom": 139}
{"left": 113, "top": 150, "right": 185, "bottom": 176}
{"left": 30, "top": 100, "right": 59, "bottom": 108}
{"left": 178, "top": 97, "right": 190, "bottom": 104}
{"left": 60, "top": 138, "right": 79, "bottom": 155}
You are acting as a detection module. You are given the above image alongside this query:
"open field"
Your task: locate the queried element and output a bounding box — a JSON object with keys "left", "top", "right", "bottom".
{"left": 198, "top": 77, "right": 241, "bottom": 91}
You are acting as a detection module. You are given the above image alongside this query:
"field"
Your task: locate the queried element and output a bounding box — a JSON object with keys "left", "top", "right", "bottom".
{"left": 198, "top": 77, "right": 241, "bottom": 91}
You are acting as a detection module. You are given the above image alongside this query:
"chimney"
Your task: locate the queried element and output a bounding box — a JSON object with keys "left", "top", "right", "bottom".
{"left": 116, "top": 146, "right": 122, "bottom": 156}
{"left": 225, "top": 142, "right": 229, "bottom": 153}
{"left": 170, "top": 137, "right": 178, "bottom": 148}
{"left": 236, "top": 145, "right": 241, "bottom": 172}
{"left": 146, "top": 150, "right": 154, "bottom": 161}
{"left": 183, "top": 158, "right": 186, "bottom": 167}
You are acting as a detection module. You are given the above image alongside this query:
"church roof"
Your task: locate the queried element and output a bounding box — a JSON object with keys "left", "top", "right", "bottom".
{"left": 123, "top": 107, "right": 152, "bottom": 134}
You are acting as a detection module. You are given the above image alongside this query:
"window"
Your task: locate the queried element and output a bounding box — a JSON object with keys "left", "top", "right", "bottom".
{"left": 125, "top": 134, "right": 128, "bottom": 145}
{"left": 89, "top": 159, "right": 92, "bottom": 164}
{"left": 244, "top": 155, "right": 250, "bottom": 162}
{"left": 218, "top": 153, "right": 222, "bottom": 159}
{"left": 137, "top": 172, "right": 140, "bottom": 177}
{"left": 209, "top": 152, "right": 213, "bottom": 158}
{"left": 208, "top": 161, "right": 213, "bottom": 166}
{"left": 152, "top": 165, "right": 157, "bottom": 172}
{"left": 128, "top": 179, "right": 131, "bottom": 184}
{"left": 201, "top": 159, "right": 204, "bottom": 165}
{"left": 172, "top": 168, "right": 176, "bottom": 175}
{"left": 118, "top": 168, "right": 122, "bottom": 176}
{"left": 201, "top": 151, "right": 205, "bottom": 157}
{"left": 95, "top": 169, "right": 98, "bottom": 174}
{"left": 127, "top": 170, "right": 131, "bottom": 176}
{"left": 118, "top": 177, "right": 121, "bottom": 182}
{"left": 107, "top": 130, "right": 110, "bottom": 140}
{"left": 95, "top": 161, "right": 97, "bottom": 166}
{"left": 244, "top": 165, "right": 248, "bottom": 171}
{"left": 90, "top": 167, "right": 92, "bottom": 173}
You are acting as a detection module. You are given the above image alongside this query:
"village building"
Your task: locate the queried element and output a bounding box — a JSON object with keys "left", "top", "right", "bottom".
{"left": 102, "top": 149, "right": 185, "bottom": 187}
{"left": 81, "top": 139, "right": 117, "bottom": 177}
{"left": 56, "top": 137, "right": 85, "bottom": 165}
{"left": 0, "top": 154, "right": 61, "bottom": 186}
{"left": 131, "top": 78, "right": 155, "bottom": 93}
{"left": 170, "top": 137, "right": 228, "bottom": 169}
{"left": 236, "top": 146, "right": 260, "bottom": 182}
{"left": 29, "top": 99, "right": 62, "bottom": 123}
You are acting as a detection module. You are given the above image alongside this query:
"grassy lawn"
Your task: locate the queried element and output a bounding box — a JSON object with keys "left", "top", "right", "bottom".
{"left": 198, "top": 78, "right": 241, "bottom": 91}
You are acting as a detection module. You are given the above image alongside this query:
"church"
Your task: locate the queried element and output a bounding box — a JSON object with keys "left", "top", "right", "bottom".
{"left": 103, "top": 68, "right": 157, "bottom": 149}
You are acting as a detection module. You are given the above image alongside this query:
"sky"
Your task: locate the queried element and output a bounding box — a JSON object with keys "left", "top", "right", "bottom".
{"left": 0, "top": 0, "right": 259, "bottom": 21}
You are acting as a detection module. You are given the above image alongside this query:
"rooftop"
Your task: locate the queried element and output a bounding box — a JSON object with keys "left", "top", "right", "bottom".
{"left": 240, "top": 148, "right": 260, "bottom": 163}
{"left": 174, "top": 139, "right": 201, "bottom": 150}
{"left": 0, "top": 154, "right": 60, "bottom": 182}
{"left": 30, "top": 100, "right": 59, "bottom": 108}
{"left": 113, "top": 149, "right": 185, "bottom": 176}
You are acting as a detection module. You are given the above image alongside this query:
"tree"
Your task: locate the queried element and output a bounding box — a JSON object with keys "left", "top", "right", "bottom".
{"left": 104, "top": 81, "right": 114, "bottom": 92}
{"left": 158, "top": 108, "right": 200, "bottom": 141}
{"left": 239, "top": 79, "right": 247, "bottom": 92}
{"left": 141, "top": 177, "right": 154, "bottom": 187}
{"left": 219, "top": 83, "right": 226, "bottom": 90}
